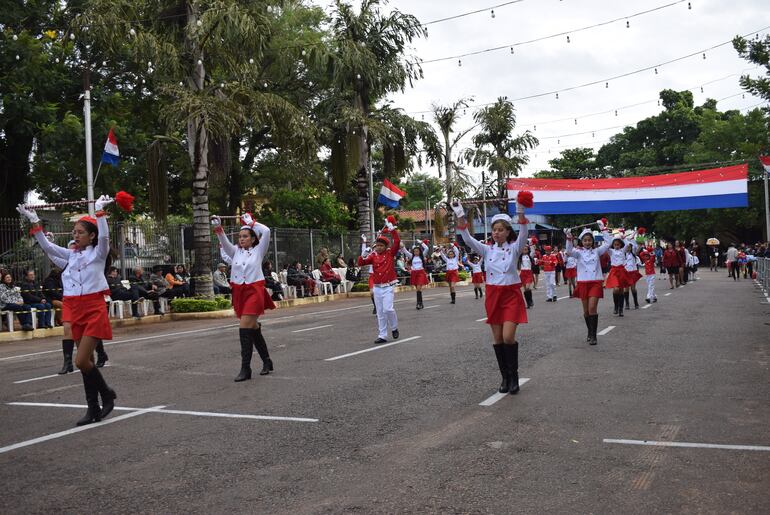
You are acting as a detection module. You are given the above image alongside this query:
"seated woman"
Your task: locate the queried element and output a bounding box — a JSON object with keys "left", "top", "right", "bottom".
{"left": 287, "top": 261, "right": 317, "bottom": 297}
{"left": 262, "top": 261, "right": 284, "bottom": 301}
{"left": 0, "top": 272, "right": 34, "bottom": 331}
{"left": 320, "top": 258, "right": 342, "bottom": 291}
{"left": 165, "top": 264, "right": 190, "bottom": 298}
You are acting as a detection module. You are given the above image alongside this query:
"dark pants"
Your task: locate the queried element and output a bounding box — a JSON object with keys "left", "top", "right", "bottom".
{"left": 28, "top": 302, "right": 52, "bottom": 327}
{"left": 166, "top": 285, "right": 188, "bottom": 298}
{"left": 214, "top": 284, "right": 231, "bottom": 295}
{"left": 111, "top": 288, "right": 140, "bottom": 317}
{"left": 3, "top": 303, "right": 33, "bottom": 328}
{"left": 132, "top": 286, "right": 162, "bottom": 314}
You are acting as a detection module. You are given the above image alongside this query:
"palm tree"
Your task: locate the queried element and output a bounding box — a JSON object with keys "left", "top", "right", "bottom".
{"left": 466, "top": 97, "right": 539, "bottom": 207}
{"left": 326, "top": 0, "right": 426, "bottom": 237}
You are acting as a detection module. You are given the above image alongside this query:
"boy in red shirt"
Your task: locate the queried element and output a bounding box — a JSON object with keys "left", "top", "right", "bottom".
{"left": 358, "top": 217, "right": 401, "bottom": 344}
{"left": 640, "top": 246, "right": 658, "bottom": 303}
{"left": 541, "top": 246, "right": 559, "bottom": 302}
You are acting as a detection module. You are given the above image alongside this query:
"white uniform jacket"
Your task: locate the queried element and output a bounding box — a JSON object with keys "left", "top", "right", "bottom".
{"left": 459, "top": 224, "right": 528, "bottom": 286}
{"left": 216, "top": 222, "right": 271, "bottom": 285}
{"left": 565, "top": 230, "right": 611, "bottom": 282}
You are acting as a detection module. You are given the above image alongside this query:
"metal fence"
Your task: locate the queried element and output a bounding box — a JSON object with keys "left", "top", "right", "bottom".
{"left": 0, "top": 216, "right": 428, "bottom": 282}
{"left": 756, "top": 257, "right": 770, "bottom": 294}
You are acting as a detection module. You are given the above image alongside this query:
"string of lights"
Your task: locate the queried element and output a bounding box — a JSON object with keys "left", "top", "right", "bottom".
{"left": 422, "top": 0, "right": 528, "bottom": 26}
{"left": 421, "top": 0, "right": 690, "bottom": 64}
{"left": 409, "top": 25, "right": 770, "bottom": 115}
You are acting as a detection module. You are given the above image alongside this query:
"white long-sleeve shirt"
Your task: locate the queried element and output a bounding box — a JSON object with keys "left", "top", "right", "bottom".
{"left": 565, "top": 256, "right": 577, "bottom": 269}
{"left": 565, "top": 231, "right": 611, "bottom": 281}
{"left": 216, "top": 222, "right": 270, "bottom": 284}
{"left": 470, "top": 261, "right": 483, "bottom": 274}
{"left": 440, "top": 248, "right": 460, "bottom": 271}
{"left": 459, "top": 224, "right": 528, "bottom": 286}
{"left": 402, "top": 243, "right": 429, "bottom": 271}
{"left": 520, "top": 254, "right": 532, "bottom": 270}
{"left": 34, "top": 215, "right": 110, "bottom": 296}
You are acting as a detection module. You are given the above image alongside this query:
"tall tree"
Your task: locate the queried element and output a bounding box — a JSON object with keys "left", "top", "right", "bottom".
{"left": 733, "top": 34, "right": 770, "bottom": 105}
{"left": 466, "top": 97, "right": 538, "bottom": 203}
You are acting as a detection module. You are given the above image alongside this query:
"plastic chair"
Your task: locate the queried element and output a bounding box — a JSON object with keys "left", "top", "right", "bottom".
{"left": 311, "top": 270, "right": 333, "bottom": 295}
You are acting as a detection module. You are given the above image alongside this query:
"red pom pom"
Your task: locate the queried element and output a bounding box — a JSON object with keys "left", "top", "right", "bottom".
{"left": 601, "top": 217, "right": 608, "bottom": 226}
{"left": 637, "top": 227, "right": 646, "bottom": 235}
{"left": 516, "top": 190, "right": 534, "bottom": 208}
{"left": 422, "top": 239, "right": 430, "bottom": 245}
{"left": 530, "top": 237, "right": 538, "bottom": 245}
{"left": 115, "top": 191, "right": 135, "bottom": 212}
{"left": 386, "top": 215, "right": 397, "bottom": 225}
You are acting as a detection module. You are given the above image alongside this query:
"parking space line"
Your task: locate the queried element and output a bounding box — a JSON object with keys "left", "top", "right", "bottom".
{"left": 292, "top": 324, "right": 333, "bottom": 333}
{"left": 603, "top": 438, "right": 770, "bottom": 452}
{"left": 597, "top": 326, "right": 616, "bottom": 336}
{"left": 423, "top": 306, "right": 440, "bottom": 310}
{"left": 324, "top": 336, "right": 422, "bottom": 361}
{"left": 665, "top": 293, "right": 672, "bottom": 296}
{"left": 479, "top": 378, "right": 531, "bottom": 406}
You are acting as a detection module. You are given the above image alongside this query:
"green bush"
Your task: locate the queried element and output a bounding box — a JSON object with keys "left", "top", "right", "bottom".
{"left": 433, "top": 271, "right": 469, "bottom": 282}
{"left": 171, "top": 297, "right": 231, "bottom": 313}
{"left": 458, "top": 270, "right": 470, "bottom": 281}
{"left": 351, "top": 282, "right": 370, "bottom": 292}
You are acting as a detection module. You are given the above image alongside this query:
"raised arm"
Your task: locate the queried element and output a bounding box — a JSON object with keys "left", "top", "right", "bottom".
{"left": 513, "top": 218, "right": 529, "bottom": 254}
{"left": 596, "top": 229, "right": 611, "bottom": 256}
{"left": 94, "top": 212, "right": 111, "bottom": 260}
{"left": 388, "top": 229, "right": 400, "bottom": 257}
{"left": 252, "top": 221, "right": 271, "bottom": 259}
{"left": 565, "top": 231, "right": 580, "bottom": 259}
{"left": 211, "top": 216, "right": 237, "bottom": 259}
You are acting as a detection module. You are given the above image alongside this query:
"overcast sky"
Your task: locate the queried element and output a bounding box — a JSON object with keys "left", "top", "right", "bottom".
{"left": 320, "top": 0, "right": 769, "bottom": 184}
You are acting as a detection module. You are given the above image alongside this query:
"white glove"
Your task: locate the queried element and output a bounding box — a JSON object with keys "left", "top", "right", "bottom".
{"left": 360, "top": 233, "right": 367, "bottom": 243}
{"left": 45, "top": 231, "right": 55, "bottom": 242}
{"left": 596, "top": 219, "right": 606, "bottom": 231}
{"left": 241, "top": 212, "right": 254, "bottom": 226}
{"left": 16, "top": 204, "right": 40, "bottom": 223}
{"left": 564, "top": 229, "right": 574, "bottom": 240}
{"left": 94, "top": 195, "right": 113, "bottom": 211}
{"left": 385, "top": 221, "right": 395, "bottom": 231}
{"left": 210, "top": 216, "right": 222, "bottom": 227}
{"left": 450, "top": 200, "right": 465, "bottom": 218}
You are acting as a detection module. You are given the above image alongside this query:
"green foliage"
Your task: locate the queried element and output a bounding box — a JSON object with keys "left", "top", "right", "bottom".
{"left": 351, "top": 282, "right": 370, "bottom": 292}
{"left": 259, "top": 188, "right": 352, "bottom": 231}
{"left": 400, "top": 173, "right": 444, "bottom": 210}
{"left": 733, "top": 34, "right": 770, "bottom": 103}
{"left": 171, "top": 297, "right": 231, "bottom": 313}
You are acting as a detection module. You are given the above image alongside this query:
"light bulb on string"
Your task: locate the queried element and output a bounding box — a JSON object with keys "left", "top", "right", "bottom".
{"left": 12, "top": 34, "right": 18, "bottom": 41}
{"left": 605, "top": 82, "right": 609, "bottom": 88}
{"left": 263, "top": 82, "right": 268, "bottom": 88}
{"left": 490, "top": 9, "right": 495, "bottom": 18}
{"left": 102, "top": 61, "right": 107, "bottom": 66}
{"left": 615, "top": 110, "right": 618, "bottom": 116}
{"left": 700, "top": 86, "right": 704, "bottom": 93}
{"left": 533, "top": 125, "right": 537, "bottom": 131}
{"left": 249, "top": 58, "right": 254, "bottom": 64}
{"left": 702, "top": 53, "right": 706, "bottom": 59}
{"left": 574, "top": 119, "right": 577, "bottom": 125}
{"left": 179, "top": 81, "right": 184, "bottom": 86}
{"left": 592, "top": 132, "right": 595, "bottom": 138}
{"left": 309, "top": 81, "right": 313, "bottom": 87}
{"left": 510, "top": 47, "right": 514, "bottom": 54}
{"left": 69, "top": 33, "right": 75, "bottom": 40}
{"left": 626, "top": 20, "right": 630, "bottom": 28}
{"left": 129, "top": 28, "right": 136, "bottom": 37}
{"left": 688, "top": 2, "right": 692, "bottom": 9}
{"left": 55, "top": 57, "right": 60, "bottom": 63}
{"left": 301, "top": 49, "right": 306, "bottom": 56}
{"left": 458, "top": 59, "right": 462, "bottom": 67}
{"left": 742, "top": 94, "right": 745, "bottom": 99}
{"left": 566, "top": 35, "right": 570, "bottom": 43}
{"left": 197, "top": 59, "right": 202, "bottom": 65}
{"left": 356, "top": 73, "right": 361, "bottom": 79}
{"left": 654, "top": 67, "right": 658, "bottom": 74}
{"left": 557, "top": 139, "right": 560, "bottom": 144}
{"left": 15, "top": 54, "right": 20, "bottom": 60}
{"left": 555, "top": 93, "right": 559, "bottom": 99}
{"left": 196, "top": 20, "right": 202, "bottom": 26}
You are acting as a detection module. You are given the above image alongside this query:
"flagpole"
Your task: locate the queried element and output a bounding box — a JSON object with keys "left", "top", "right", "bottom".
{"left": 83, "top": 83, "right": 95, "bottom": 217}
{"left": 93, "top": 162, "right": 103, "bottom": 186}
{"left": 764, "top": 164, "right": 770, "bottom": 242}
{"left": 368, "top": 158, "right": 375, "bottom": 240}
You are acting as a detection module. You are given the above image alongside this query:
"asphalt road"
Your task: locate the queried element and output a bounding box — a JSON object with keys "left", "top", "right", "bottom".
{"left": 1, "top": 271, "right": 768, "bottom": 514}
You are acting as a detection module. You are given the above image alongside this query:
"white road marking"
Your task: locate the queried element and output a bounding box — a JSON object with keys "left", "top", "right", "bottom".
{"left": 479, "top": 378, "right": 531, "bottom": 406}
{"left": 0, "top": 405, "right": 165, "bottom": 455}
{"left": 291, "top": 324, "right": 334, "bottom": 333}
{"left": 597, "top": 326, "right": 616, "bottom": 336}
{"left": 665, "top": 293, "right": 672, "bottom": 296}
{"left": 324, "top": 336, "right": 422, "bottom": 361}
{"left": 476, "top": 317, "right": 488, "bottom": 322}
{"left": 13, "top": 364, "right": 112, "bottom": 384}
{"left": 422, "top": 305, "right": 440, "bottom": 310}
{"left": 603, "top": 438, "right": 770, "bottom": 452}
{"left": 7, "top": 402, "right": 318, "bottom": 423}
{"left": 557, "top": 296, "right": 570, "bottom": 300}
{"left": 641, "top": 304, "right": 652, "bottom": 309}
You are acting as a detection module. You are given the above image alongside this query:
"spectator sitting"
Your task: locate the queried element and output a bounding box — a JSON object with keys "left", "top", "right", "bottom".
{"left": 106, "top": 266, "right": 141, "bottom": 318}
{"left": 150, "top": 266, "right": 173, "bottom": 300}
{"left": 128, "top": 266, "right": 163, "bottom": 315}
{"left": 213, "top": 263, "right": 231, "bottom": 295}
{"left": 346, "top": 258, "right": 361, "bottom": 283}
{"left": 0, "top": 272, "right": 34, "bottom": 331}
{"left": 43, "top": 267, "right": 64, "bottom": 325}
{"left": 262, "top": 261, "right": 284, "bottom": 301}
{"left": 287, "top": 261, "right": 316, "bottom": 297}
{"left": 335, "top": 254, "right": 347, "bottom": 268}
{"left": 165, "top": 264, "right": 190, "bottom": 298}
{"left": 20, "top": 270, "right": 53, "bottom": 329}
{"left": 319, "top": 257, "right": 342, "bottom": 291}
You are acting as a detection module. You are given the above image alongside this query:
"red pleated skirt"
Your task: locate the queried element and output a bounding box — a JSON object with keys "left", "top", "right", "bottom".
{"left": 626, "top": 270, "right": 642, "bottom": 284}
{"left": 63, "top": 292, "right": 112, "bottom": 342}
{"left": 471, "top": 272, "right": 484, "bottom": 284}
{"left": 605, "top": 265, "right": 630, "bottom": 289}
{"left": 563, "top": 268, "right": 577, "bottom": 279}
{"left": 519, "top": 269, "right": 534, "bottom": 285}
{"left": 231, "top": 281, "right": 276, "bottom": 318}
{"left": 485, "top": 283, "right": 527, "bottom": 325}
{"left": 410, "top": 269, "right": 429, "bottom": 286}
{"left": 573, "top": 280, "right": 604, "bottom": 299}
{"left": 445, "top": 269, "right": 460, "bottom": 283}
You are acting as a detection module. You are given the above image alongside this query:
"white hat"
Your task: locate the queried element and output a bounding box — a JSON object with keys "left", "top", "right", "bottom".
{"left": 578, "top": 228, "right": 594, "bottom": 240}
{"left": 491, "top": 213, "right": 512, "bottom": 225}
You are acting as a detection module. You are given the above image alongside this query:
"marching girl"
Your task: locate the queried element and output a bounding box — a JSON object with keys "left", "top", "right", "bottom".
{"left": 565, "top": 220, "right": 611, "bottom": 345}
{"left": 530, "top": 239, "right": 541, "bottom": 289}
{"left": 18, "top": 197, "right": 118, "bottom": 426}
{"left": 518, "top": 246, "right": 535, "bottom": 308}
{"left": 358, "top": 220, "right": 400, "bottom": 344}
{"left": 212, "top": 213, "right": 275, "bottom": 381}
{"left": 469, "top": 254, "right": 485, "bottom": 299}
{"left": 440, "top": 244, "right": 461, "bottom": 304}
{"left": 605, "top": 231, "right": 632, "bottom": 317}
{"left": 453, "top": 191, "right": 532, "bottom": 395}
{"left": 43, "top": 237, "right": 77, "bottom": 375}
{"left": 623, "top": 231, "right": 642, "bottom": 310}
{"left": 541, "top": 246, "right": 558, "bottom": 302}
{"left": 564, "top": 253, "right": 577, "bottom": 297}
{"left": 402, "top": 239, "right": 430, "bottom": 309}
{"left": 640, "top": 245, "right": 658, "bottom": 303}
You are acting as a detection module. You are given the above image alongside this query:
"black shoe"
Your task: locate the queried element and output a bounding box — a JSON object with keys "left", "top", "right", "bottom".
{"left": 259, "top": 359, "right": 273, "bottom": 376}
{"left": 374, "top": 338, "right": 387, "bottom": 344}
{"left": 645, "top": 298, "right": 651, "bottom": 303}
{"left": 479, "top": 289, "right": 483, "bottom": 298}
{"left": 235, "top": 328, "right": 253, "bottom": 382}
{"left": 372, "top": 307, "right": 377, "bottom": 315}
{"left": 493, "top": 344, "right": 510, "bottom": 394}
{"left": 589, "top": 314, "right": 599, "bottom": 345}
{"left": 584, "top": 316, "right": 591, "bottom": 343}
{"left": 392, "top": 329, "right": 399, "bottom": 340}
{"left": 89, "top": 367, "right": 116, "bottom": 420}
{"left": 234, "top": 366, "right": 252, "bottom": 382}
{"left": 552, "top": 296, "right": 558, "bottom": 302}
{"left": 252, "top": 327, "right": 273, "bottom": 376}
{"left": 76, "top": 369, "right": 102, "bottom": 426}
{"left": 58, "top": 339, "right": 74, "bottom": 374}
{"left": 546, "top": 298, "right": 552, "bottom": 302}
{"left": 450, "top": 292, "right": 456, "bottom": 304}
{"left": 653, "top": 298, "right": 657, "bottom": 303}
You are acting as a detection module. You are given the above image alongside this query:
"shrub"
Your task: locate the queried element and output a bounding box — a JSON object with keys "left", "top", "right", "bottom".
{"left": 351, "top": 282, "right": 370, "bottom": 292}
{"left": 458, "top": 270, "right": 470, "bottom": 281}
{"left": 171, "top": 297, "right": 230, "bottom": 313}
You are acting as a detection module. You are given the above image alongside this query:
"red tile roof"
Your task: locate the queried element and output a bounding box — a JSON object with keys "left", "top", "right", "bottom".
{"left": 395, "top": 208, "right": 447, "bottom": 223}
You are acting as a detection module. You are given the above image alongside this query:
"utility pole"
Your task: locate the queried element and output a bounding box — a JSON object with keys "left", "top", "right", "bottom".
{"left": 83, "top": 70, "right": 95, "bottom": 216}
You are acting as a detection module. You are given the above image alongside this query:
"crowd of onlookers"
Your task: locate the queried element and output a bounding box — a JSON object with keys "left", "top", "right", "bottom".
{"left": 721, "top": 241, "right": 769, "bottom": 281}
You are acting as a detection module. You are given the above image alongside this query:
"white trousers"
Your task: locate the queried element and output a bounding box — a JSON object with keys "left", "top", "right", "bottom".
{"left": 645, "top": 274, "right": 656, "bottom": 300}
{"left": 544, "top": 271, "right": 556, "bottom": 299}
{"left": 373, "top": 284, "right": 398, "bottom": 339}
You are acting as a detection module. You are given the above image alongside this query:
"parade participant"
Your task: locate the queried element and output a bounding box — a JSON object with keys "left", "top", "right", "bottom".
{"left": 358, "top": 216, "right": 400, "bottom": 344}
{"left": 530, "top": 238, "right": 541, "bottom": 289}
{"left": 541, "top": 246, "right": 558, "bottom": 302}
{"left": 675, "top": 240, "right": 687, "bottom": 286}
{"left": 640, "top": 245, "right": 658, "bottom": 303}
{"left": 402, "top": 239, "right": 430, "bottom": 309}
{"left": 564, "top": 253, "right": 577, "bottom": 297}
{"left": 453, "top": 191, "right": 532, "bottom": 395}
{"left": 663, "top": 243, "right": 681, "bottom": 288}
{"left": 469, "top": 254, "right": 485, "bottom": 299}
{"left": 440, "top": 243, "right": 461, "bottom": 304}
{"left": 48, "top": 239, "right": 78, "bottom": 373}
{"left": 518, "top": 246, "right": 535, "bottom": 308}
{"left": 605, "top": 231, "right": 632, "bottom": 317}
{"left": 18, "top": 197, "right": 120, "bottom": 425}
{"left": 555, "top": 246, "right": 565, "bottom": 286}
{"left": 623, "top": 231, "right": 642, "bottom": 310}
{"left": 565, "top": 219, "right": 611, "bottom": 345}
{"left": 212, "top": 213, "right": 275, "bottom": 381}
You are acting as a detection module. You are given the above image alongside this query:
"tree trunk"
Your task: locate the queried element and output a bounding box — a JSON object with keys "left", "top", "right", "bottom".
{"left": 443, "top": 132, "right": 455, "bottom": 242}
{"left": 0, "top": 132, "right": 33, "bottom": 218}
{"left": 354, "top": 92, "right": 371, "bottom": 282}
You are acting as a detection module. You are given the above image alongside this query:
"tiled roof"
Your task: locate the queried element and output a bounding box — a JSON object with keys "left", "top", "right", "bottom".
{"left": 396, "top": 208, "right": 447, "bottom": 223}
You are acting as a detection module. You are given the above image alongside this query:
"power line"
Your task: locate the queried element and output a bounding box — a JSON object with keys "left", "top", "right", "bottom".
{"left": 422, "top": 0, "right": 528, "bottom": 26}
{"left": 421, "top": 0, "right": 689, "bottom": 64}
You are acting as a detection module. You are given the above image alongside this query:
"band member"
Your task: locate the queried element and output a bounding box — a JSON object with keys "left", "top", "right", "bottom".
{"left": 605, "top": 231, "right": 632, "bottom": 317}
{"left": 564, "top": 253, "right": 577, "bottom": 297}
{"left": 469, "top": 254, "right": 485, "bottom": 299}
{"left": 640, "top": 245, "right": 658, "bottom": 303}
{"left": 358, "top": 217, "right": 400, "bottom": 344}
{"left": 519, "top": 246, "right": 535, "bottom": 308}
{"left": 440, "top": 244, "right": 461, "bottom": 304}
{"left": 402, "top": 240, "right": 430, "bottom": 309}
{"left": 541, "top": 246, "right": 558, "bottom": 302}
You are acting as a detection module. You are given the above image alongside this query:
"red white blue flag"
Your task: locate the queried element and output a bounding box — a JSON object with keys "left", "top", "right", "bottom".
{"left": 101, "top": 128, "right": 120, "bottom": 166}
{"left": 377, "top": 179, "right": 406, "bottom": 208}
{"left": 506, "top": 164, "right": 748, "bottom": 215}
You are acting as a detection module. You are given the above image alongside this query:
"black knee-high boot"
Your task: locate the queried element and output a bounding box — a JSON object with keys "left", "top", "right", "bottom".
{"left": 95, "top": 340, "right": 108, "bottom": 368}
{"left": 505, "top": 343, "right": 520, "bottom": 394}
{"left": 479, "top": 287, "right": 483, "bottom": 298}
{"left": 492, "top": 344, "right": 510, "bottom": 393}
{"left": 90, "top": 367, "right": 116, "bottom": 419}
{"left": 416, "top": 291, "right": 423, "bottom": 309}
{"left": 612, "top": 293, "right": 619, "bottom": 315}
{"left": 617, "top": 295, "right": 624, "bottom": 317}
{"left": 589, "top": 314, "right": 599, "bottom": 345}
{"left": 584, "top": 315, "right": 591, "bottom": 342}
{"left": 58, "top": 339, "right": 74, "bottom": 374}
{"left": 623, "top": 291, "right": 630, "bottom": 309}
{"left": 235, "top": 328, "right": 253, "bottom": 382}
{"left": 252, "top": 326, "right": 273, "bottom": 375}
{"left": 632, "top": 290, "right": 639, "bottom": 308}
{"left": 76, "top": 368, "right": 102, "bottom": 426}
{"left": 474, "top": 287, "right": 479, "bottom": 299}
{"left": 524, "top": 289, "right": 534, "bottom": 308}
{"left": 450, "top": 291, "right": 456, "bottom": 304}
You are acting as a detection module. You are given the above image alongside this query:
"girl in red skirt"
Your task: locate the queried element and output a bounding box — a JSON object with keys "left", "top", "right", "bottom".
{"left": 565, "top": 221, "right": 611, "bottom": 345}
{"left": 605, "top": 233, "right": 632, "bottom": 317}
{"left": 454, "top": 193, "right": 531, "bottom": 395}
{"left": 440, "top": 244, "right": 461, "bottom": 304}
{"left": 469, "top": 254, "right": 484, "bottom": 299}
{"left": 564, "top": 254, "right": 577, "bottom": 297}
{"left": 212, "top": 213, "right": 275, "bottom": 381}
{"left": 623, "top": 234, "right": 642, "bottom": 310}
{"left": 518, "top": 246, "right": 535, "bottom": 308}
{"left": 19, "top": 197, "right": 118, "bottom": 426}
{"left": 402, "top": 240, "right": 430, "bottom": 309}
